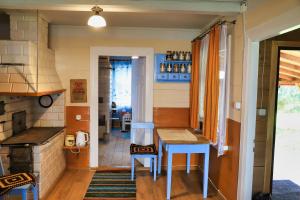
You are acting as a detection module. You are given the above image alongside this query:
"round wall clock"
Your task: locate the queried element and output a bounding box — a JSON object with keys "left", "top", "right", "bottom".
{"left": 38, "top": 95, "right": 53, "bottom": 108}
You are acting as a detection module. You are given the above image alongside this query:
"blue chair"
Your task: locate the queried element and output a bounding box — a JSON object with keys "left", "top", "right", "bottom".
{"left": 0, "top": 157, "right": 38, "bottom": 200}
{"left": 130, "top": 122, "right": 157, "bottom": 181}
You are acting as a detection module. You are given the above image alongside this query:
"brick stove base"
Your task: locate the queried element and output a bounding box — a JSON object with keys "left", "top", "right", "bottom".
{"left": 0, "top": 129, "right": 66, "bottom": 199}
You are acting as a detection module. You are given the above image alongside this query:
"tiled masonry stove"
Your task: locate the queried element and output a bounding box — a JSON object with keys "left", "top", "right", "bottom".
{"left": 0, "top": 95, "right": 66, "bottom": 199}
{"left": 9, "top": 111, "right": 33, "bottom": 174}
{"left": 0, "top": 11, "right": 63, "bottom": 94}
{"left": 0, "top": 11, "right": 66, "bottom": 199}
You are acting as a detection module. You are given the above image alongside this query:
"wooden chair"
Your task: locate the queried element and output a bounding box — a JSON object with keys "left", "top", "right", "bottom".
{"left": 130, "top": 122, "right": 157, "bottom": 181}
{"left": 0, "top": 157, "right": 38, "bottom": 200}
{"left": 122, "top": 113, "right": 131, "bottom": 132}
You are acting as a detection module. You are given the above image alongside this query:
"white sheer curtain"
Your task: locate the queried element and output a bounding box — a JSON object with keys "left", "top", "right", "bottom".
{"left": 198, "top": 34, "right": 210, "bottom": 124}
{"left": 217, "top": 25, "right": 229, "bottom": 156}
{"left": 197, "top": 24, "right": 231, "bottom": 156}
{"left": 111, "top": 61, "right": 132, "bottom": 110}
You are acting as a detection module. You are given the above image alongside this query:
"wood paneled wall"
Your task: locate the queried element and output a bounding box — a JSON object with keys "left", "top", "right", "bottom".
{"left": 153, "top": 107, "right": 190, "bottom": 128}
{"left": 65, "top": 106, "right": 90, "bottom": 169}
{"left": 153, "top": 108, "right": 241, "bottom": 200}
{"left": 252, "top": 40, "right": 272, "bottom": 192}
{"left": 253, "top": 40, "right": 300, "bottom": 193}
{"left": 66, "top": 106, "right": 90, "bottom": 134}
{"left": 153, "top": 107, "right": 202, "bottom": 168}
{"left": 209, "top": 119, "right": 241, "bottom": 200}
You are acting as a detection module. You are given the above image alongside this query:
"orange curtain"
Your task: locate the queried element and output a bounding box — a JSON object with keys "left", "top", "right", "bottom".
{"left": 203, "top": 25, "right": 220, "bottom": 143}
{"left": 190, "top": 40, "right": 201, "bottom": 129}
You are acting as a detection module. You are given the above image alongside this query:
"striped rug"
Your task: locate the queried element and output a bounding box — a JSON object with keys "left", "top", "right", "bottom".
{"left": 84, "top": 172, "right": 136, "bottom": 200}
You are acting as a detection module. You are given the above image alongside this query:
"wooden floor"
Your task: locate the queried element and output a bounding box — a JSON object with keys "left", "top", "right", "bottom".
{"left": 45, "top": 169, "right": 223, "bottom": 200}
{"left": 99, "top": 129, "right": 131, "bottom": 167}
{"left": 45, "top": 170, "right": 94, "bottom": 200}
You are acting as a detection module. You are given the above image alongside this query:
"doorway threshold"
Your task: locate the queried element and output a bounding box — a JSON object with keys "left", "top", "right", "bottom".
{"left": 92, "top": 166, "right": 131, "bottom": 172}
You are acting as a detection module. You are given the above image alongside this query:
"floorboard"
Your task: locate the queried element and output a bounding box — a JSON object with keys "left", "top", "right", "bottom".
{"left": 99, "top": 129, "right": 131, "bottom": 167}
{"left": 44, "top": 170, "right": 94, "bottom": 200}
{"left": 45, "top": 169, "right": 223, "bottom": 200}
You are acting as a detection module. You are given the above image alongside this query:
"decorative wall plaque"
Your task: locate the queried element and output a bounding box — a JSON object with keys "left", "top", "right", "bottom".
{"left": 70, "top": 79, "right": 87, "bottom": 103}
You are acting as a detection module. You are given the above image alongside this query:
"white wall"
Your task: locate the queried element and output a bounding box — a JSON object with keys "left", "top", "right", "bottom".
{"left": 50, "top": 26, "right": 199, "bottom": 108}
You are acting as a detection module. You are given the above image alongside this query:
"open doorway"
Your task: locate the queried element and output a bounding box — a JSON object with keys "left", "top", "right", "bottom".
{"left": 90, "top": 47, "right": 154, "bottom": 168}
{"left": 97, "top": 55, "right": 147, "bottom": 168}
{"left": 271, "top": 49, "right": 300, "bottom": 199}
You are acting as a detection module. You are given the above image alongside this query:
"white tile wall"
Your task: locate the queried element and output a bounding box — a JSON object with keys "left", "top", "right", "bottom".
{"left": 0, "top": 11, "right": 65, "bottom": 199}
{"left": 0, "top": 93, "right": 65, "bottom": 141}
{"left": 0, "top": 41, "right": 38, "bottom": 93}
{"left": 0, "top": 12, "right": 63, "bottom": 94}
{"left": 33, "top": 130, "right": 66, "bottom": 199}
{"left": 0, "top": 93, "right": 66, "bottom": 199}
{"left": 32, "top": 93, "right": 65, "bottom": 127}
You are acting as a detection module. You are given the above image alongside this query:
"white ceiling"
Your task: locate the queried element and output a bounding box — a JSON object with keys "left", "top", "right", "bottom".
{"left": 40, "top": 10, "right": 218, "bottom": 29}
{"left": 0, "top": 0, "right": 246, "bottom": 29}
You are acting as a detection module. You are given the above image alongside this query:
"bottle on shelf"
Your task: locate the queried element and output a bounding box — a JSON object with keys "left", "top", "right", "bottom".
{"left": 187, "top": 63, "right": 192, "bottom": 73}
{"left": 185, "top": 51, "right": 191, "bottom": 61}
{"left": 167, "top": 63, "right": 172, "bottom": 73}
{"left": 166, "top": 51, "right": 172, "bottom": 61}
{"left": 179, "top": 51, "right": 185, "bottom": 61}
{"left": 160, "top": 63, "right": 166, "bottom": 73}
{"left": 173, "top": 64, "right": 179, "bottom": 73}
{"left": 180, "top": 63, "right": 186, "bottom": 73}
{"left": 172, "top": 51, "right": 178, "bottom": 61}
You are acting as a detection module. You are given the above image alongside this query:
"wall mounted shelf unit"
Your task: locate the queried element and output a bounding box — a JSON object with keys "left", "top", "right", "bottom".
{"left": 155, "top": 53, "right": 191, "bottom": 83}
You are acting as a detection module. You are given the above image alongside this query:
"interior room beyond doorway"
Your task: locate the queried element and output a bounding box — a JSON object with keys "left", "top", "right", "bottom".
{"left": 98, "top": 55, "right": 147, "bottom": 168}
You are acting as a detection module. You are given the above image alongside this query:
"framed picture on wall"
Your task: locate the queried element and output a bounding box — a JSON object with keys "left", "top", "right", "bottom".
{"left": 70, "top": 79, "right": 87, "bottom": 103}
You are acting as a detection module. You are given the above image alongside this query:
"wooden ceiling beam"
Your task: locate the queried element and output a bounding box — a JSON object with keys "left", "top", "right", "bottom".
{"left": 280, "top": 68, "right": 300, "bottom": 79}
{"left": 279, "top": 81, "right": 300, "bottom": 86}
{"left": 280, "top": 61, "right": 300, "bottom": 73}
{"left": 279, "top": 74, "right": 294, "bottom": 81}
{"left": 280, "top": 52, "right": 300, "bottom": 64}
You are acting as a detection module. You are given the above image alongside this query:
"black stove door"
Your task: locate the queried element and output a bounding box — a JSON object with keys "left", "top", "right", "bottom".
{"left": 9, "top": 146, "right": 33, "bottom": 173}
{"left": 12, "top": 111, "right": 26, "bottom": 135}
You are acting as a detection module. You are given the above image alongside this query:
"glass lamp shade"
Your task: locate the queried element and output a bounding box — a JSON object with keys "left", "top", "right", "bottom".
{"left": 87, "top": 14, "right": 106, "bottom": 28}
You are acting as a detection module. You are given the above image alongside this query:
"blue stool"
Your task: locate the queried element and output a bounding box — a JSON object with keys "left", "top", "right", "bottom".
{"left": 130, "top": 122, "right": 157, "bottom": 181}
{"left": 0, "top": 157, "right": 38, "bottom": 200}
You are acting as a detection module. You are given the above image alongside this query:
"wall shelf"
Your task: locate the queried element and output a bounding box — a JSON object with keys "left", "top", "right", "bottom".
{"left": 0, "top": 63, "right": 25, "bottom": 66}
{"left": 155, "top": 53, "right": 191, "bottom": 83}
{"left": 0, "top": 89, "right": 66, "bottom": 97}
{"left": 64, "top": 144, "right": 90, "bottom": 169}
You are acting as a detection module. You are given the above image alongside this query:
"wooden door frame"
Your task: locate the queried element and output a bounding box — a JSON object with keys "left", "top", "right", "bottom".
{"left": 89, "top": 47, "right": 154, "bottom": 168}
{"left": 238, "top": 6, "right": 300, "bottom": 199}
{"left": 264, "top": 41, "right": 300, "bottom": 192}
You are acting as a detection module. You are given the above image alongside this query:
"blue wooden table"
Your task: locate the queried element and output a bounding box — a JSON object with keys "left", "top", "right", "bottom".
{"left": 157, "top": 129, "right": 210, "bottom": 200}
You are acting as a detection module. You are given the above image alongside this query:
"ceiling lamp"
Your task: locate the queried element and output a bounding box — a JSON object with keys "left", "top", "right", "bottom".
{"left": 87, "top": 6, "right": 106, "bottom": 28}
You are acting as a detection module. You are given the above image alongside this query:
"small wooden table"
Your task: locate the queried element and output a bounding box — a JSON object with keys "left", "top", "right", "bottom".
{"left": 157, "top": 128, "right": 210, "bottom": 200}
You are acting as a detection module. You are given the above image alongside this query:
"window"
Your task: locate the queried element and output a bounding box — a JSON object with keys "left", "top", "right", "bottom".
{"left": 111, "top": 60, "right": 132, "bottom": 109}
{"left": 198, "top": 24, "right": 231, "bottom": 155}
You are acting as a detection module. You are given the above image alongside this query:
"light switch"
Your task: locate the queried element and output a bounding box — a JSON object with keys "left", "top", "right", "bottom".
{"left": 234, "top": 102, "right": 241, "bottom": 110}
{"left": 75, "top": 114, "right": 82, "bottom": 121}
{"left": 257, "top": 108, "right": 267, "bottom": 116}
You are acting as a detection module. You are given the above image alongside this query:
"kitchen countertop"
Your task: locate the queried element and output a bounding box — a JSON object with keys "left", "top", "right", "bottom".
{"left": 0, "top": 127, "right": 65, "bottom": 146}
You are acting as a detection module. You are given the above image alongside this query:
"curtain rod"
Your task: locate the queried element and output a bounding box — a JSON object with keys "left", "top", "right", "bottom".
{"left": 192, "top": 20, "right": 236, "bottom": 42}
{"left": 109, "top": 59, "right": 132, "bottom": 62}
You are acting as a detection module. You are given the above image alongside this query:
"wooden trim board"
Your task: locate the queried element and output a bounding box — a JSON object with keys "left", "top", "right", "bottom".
{"left": 263, "top": 41, "right": 300, "bottom": 192}
{"left": 0, "top": 89, "right": 66, "bottom": 96}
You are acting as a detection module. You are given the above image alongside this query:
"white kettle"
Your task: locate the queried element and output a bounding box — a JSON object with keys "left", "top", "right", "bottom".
{"left": 76, "top": 131, "right": 89, "bottom": 147}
